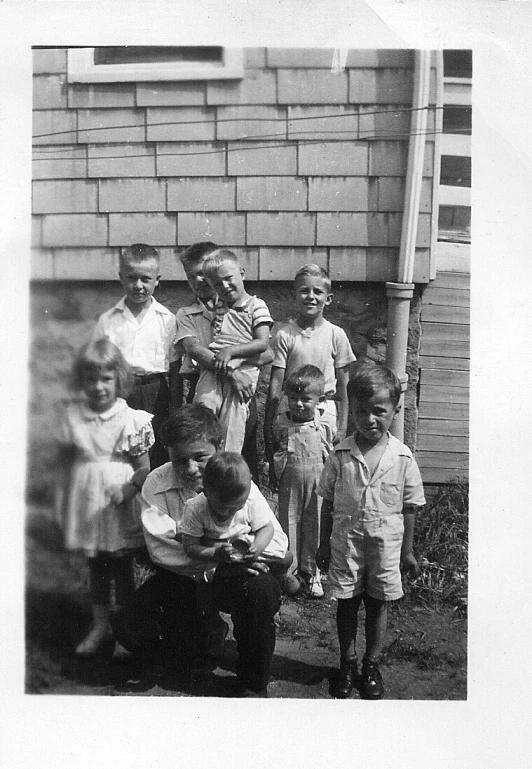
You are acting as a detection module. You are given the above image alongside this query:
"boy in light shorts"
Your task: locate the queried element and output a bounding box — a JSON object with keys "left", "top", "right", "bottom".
{"left": 317, "top": 364, "right": 425, "bottom": 700}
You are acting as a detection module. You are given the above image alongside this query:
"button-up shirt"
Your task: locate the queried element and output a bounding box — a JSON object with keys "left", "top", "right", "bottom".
{"left": 318, "top": 433, "right": 425, "bottom": 519}
{"left": 94, "top": 296, "right": 178, "bottom": 375}
{"left": 140, "top": 462, "right": 214, "bottom": 580}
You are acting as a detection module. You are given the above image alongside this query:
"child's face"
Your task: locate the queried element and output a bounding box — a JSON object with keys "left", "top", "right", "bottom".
{"left": 168, "top": 439, "right": 218, "bottom": 492}
{"left": 183, "top": 259, "right": 216, "bottom": 304}
{"left": 119, "top": 257, "right": 160, "bottom": 308}
{"left": 286, "top": 384, "right": 323, "bottom": 423}
{"left": 206, "top": 259, "right": 245, "bottom": 306}
{"left": 350, "top": 388, "right": 400, "bottom": 446}
{"left": 81, "top": 367, "right": 117, "bottom": 413}
{"left": 293, "top": 274, "right": 332, "bottom": 322}
{"left": 204, "top": 482, "right": 251, "bottom": 524}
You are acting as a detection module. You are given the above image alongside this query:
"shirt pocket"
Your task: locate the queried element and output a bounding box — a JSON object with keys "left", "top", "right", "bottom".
{"left": 380, "top": 482, "right": 402, "bottom": 508}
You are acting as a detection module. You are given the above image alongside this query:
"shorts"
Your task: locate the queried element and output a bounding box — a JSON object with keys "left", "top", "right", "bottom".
{"left": 327, "top": 512, "right": 405, "bottom": 601}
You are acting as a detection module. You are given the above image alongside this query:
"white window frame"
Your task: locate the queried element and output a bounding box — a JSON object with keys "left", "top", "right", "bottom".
{"left": 67, "top": 47, "right": 244, "bottom": 83}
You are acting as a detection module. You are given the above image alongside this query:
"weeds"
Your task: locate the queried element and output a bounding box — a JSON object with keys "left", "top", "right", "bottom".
{"left": 407, "top": 479, "right": 468, "bottom": 614}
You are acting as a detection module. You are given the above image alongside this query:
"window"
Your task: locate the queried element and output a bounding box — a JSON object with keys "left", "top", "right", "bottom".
{"left": 67, "top": 46, "right": 243, "bottom": 83}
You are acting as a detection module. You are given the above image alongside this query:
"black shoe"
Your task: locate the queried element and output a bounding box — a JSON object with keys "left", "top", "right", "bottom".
{"left": 361, "top": 658, "right": 384, "bottom": 700}
{"left": 336, "top": 657, "right": 357, "bottom": 699}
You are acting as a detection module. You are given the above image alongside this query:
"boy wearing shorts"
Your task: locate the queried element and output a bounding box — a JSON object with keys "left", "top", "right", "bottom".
{"left": 317, "top": 364, "right": 425, "bottom": 699}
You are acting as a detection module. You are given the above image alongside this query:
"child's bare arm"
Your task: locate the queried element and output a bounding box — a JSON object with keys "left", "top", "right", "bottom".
{"left": 212, "top": 324, "right": 270, "bottom": 371}
{"left": 181, "top": 335, "right": 216, "bottom": 370}
{"left": 245, "top": 521, "right": 274, "bottom": 559}
{"left": 181, "top": 533, "right": 235, "bottom": 562}
{"left": 168, "top": 359, "right": 184, "bottom": 409}
{"left": 109, "top": 453, "right": 150, "bottom": 504}
{"left": 334, "top": 365, "right": 350, "bottom": 441}
{"left": 264, "top": 366, "right": 285, "bottom": 464}
{"left": 401, "top": 505, "right": 422, "bottom": 577}
{"left": 316, "top": 499, "right": 334, "bottom": 570}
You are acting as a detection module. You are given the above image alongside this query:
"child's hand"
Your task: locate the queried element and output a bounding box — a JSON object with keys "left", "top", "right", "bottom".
{"left": 316, "top": 543, "right": 331, "bottom": 572}
{"left": 213, "top": 348, "right": 233, "bottom": 372}
{"left": 229, "top": 369, "right": 254, "bottom": 404}
{"left": 108, "top": 484, "right": 125, "bottom": 504}
{"left": 401, "top": 552, "right": 420, "bottom": 579}
{"left": 214, "top": 543, "right": 236, "bottom": 563}
{"left": 268, "top": 461, "right": 278, "bottom": 493}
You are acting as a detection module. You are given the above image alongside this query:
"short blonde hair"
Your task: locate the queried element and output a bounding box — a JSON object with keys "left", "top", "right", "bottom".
{"left": 73, "top": 338, "right": 133, "bottom": 398}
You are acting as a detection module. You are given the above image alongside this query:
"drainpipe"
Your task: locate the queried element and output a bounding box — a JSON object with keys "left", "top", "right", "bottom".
{"left": 386, "top": 50, "right": 432, "bottom": 441}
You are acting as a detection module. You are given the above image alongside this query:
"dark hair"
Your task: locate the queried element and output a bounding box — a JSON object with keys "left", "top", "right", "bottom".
{"left": 294, "top": 263, "right": 331, "bottom": 293}
{"left": 72, "top": 338, "right": 133, "bottom": 397}
{"left": 120, "top": 243, "right": 160, "bottom": 269}
{"left": 347, "top": 363, "right": 402, "bottom": 407}
{"left": 284, "top": 364, "right": 325, "bottom": 395}
{"left": 202, "top": 452, "right": 251, "bottom": 503}
{"left": 179, "top": 241, "right": 219, "bottom": 267}
{"left": 160, "top": 404, "right": 223, "bottom": 449}
{"left": 202, "top": 249, "right": 240, "bottom": 281}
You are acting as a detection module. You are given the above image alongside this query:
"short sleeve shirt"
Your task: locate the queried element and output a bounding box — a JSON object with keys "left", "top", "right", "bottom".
{"left": 94, "top": 297, "right": 178, "bottom": 375}
{"left": 211, "top": 295, "right": 272, "bottom": 347}
{"left": 175, "top": 299, "right": 216, "bottom": 374}
{"left": 318, "top": 433, "right": 426, "bottom": 517}
{"left": 179, "top": 481, "right": 287, "bottom": 559}
{"left": 272, "top": 319, "right": 355, "bottom": 395}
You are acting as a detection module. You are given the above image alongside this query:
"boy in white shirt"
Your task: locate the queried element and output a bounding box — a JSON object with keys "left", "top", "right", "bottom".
{"left": 93, "top": 243, "right": 179, "bottom": 467}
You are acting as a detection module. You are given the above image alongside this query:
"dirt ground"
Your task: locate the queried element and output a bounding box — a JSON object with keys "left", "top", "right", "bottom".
{"left": 26, "top": 506, "right": 466, "bottom": 700}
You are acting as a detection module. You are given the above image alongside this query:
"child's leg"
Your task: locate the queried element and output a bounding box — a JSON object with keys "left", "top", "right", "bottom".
{"left": 336, "top": 594, "right": 363, "bottom": 662}
{"left": 360, "top": 593, "right": 387, "bottom": 699}
{"left": 217, "top": 381, "right": 248, "bottom": 452}
{"left": 335, "top": 594, "right": 363, "bottom": 698}
{"left": 363, "top": 594, "right": 387, "bottom": 660}
{"left": 76, "top": 555, "right": 114, "bottom": 655}
{"left": 109, "top": 554, "right": 135, "bottom": 607}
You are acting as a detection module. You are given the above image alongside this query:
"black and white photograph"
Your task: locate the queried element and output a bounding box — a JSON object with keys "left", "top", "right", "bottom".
{"left": 1, "top": 2, "right": 531, "bottom": 768}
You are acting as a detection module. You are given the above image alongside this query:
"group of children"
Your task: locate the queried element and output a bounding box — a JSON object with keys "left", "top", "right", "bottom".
{"left": 54, "top": 240, "right": 425, "bottom": 699}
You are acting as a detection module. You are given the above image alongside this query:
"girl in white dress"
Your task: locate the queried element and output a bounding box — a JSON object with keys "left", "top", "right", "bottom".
{"left": 56, "top": 339, "right": 154, "bottom": 655}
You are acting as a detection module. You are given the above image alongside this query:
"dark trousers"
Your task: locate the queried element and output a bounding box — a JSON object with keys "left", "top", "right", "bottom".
{"left": 212, "top": 570, "right": 280, "bottom": 692}
{"left": 112, "top": 567, "right": 281, "bottom": 692}
{"left": 127, "top": 375, "right": 170, "bottom": 469}
{"left": 88, "top": 554, "right": 135, "bottom": 606}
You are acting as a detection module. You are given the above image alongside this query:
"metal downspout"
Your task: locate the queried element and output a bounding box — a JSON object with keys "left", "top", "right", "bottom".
{"left": 386, "top": 50, "right": 432, "bottom": 441}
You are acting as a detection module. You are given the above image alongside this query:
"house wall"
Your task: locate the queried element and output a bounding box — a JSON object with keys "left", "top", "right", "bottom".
{"left": 28, "top": 47, "right": 436, "bottom": 499}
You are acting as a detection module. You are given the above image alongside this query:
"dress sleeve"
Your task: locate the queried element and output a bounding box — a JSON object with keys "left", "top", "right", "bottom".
{"left": 124, "top": 408, "right": 155, "bottom": 457}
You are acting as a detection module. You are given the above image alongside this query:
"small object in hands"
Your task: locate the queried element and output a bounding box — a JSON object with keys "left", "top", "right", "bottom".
{"left": 230, "top": 534, "right": 254, "bottom": 560}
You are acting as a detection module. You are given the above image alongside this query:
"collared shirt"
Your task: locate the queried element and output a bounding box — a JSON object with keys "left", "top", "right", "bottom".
{"left": 272, "top": 319, "right": 355, "bottom": 395}
{"left": 140, "top": 462, "right": 214, "bottom": 580}
{"left": 93, "top": 296, "right": 178, "bottom": 375}
{"left": 318, "top": 433, "right": 425, "bottom": 518}
{"left": 179, "top": 481, "right": 288, "bottom": 560}
{"left": 175, "top": 298, "right": 216, "bottom": 374}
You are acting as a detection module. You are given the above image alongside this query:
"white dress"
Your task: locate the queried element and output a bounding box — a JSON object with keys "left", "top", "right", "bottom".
{"left": 56, "top": 398, "right": 154, "bottom": 556}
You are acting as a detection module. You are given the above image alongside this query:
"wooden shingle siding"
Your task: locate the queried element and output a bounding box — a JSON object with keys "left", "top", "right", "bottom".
{"left": 416, "top": 271, "right": 470, "bottom": 483}
{"left": 31, "top": 47, "right": 438, "bottom": 283}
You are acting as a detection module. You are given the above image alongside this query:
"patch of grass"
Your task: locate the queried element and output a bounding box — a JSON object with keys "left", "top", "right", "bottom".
{"left": 381, "top": 636, "right": 464, "bottom": 670}
{"left": 407, "top": 479, "right": 468, "bottom": 614}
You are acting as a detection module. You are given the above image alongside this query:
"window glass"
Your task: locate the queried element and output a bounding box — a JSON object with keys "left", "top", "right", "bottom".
{"left": 94, "top": 47, "right": 224, "bottom": 66}
{"left": 440, "top": 156, "right": 471, "bottom": 187}
{"left": 443, "top": 50, "right": 472, "bottom": 79}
